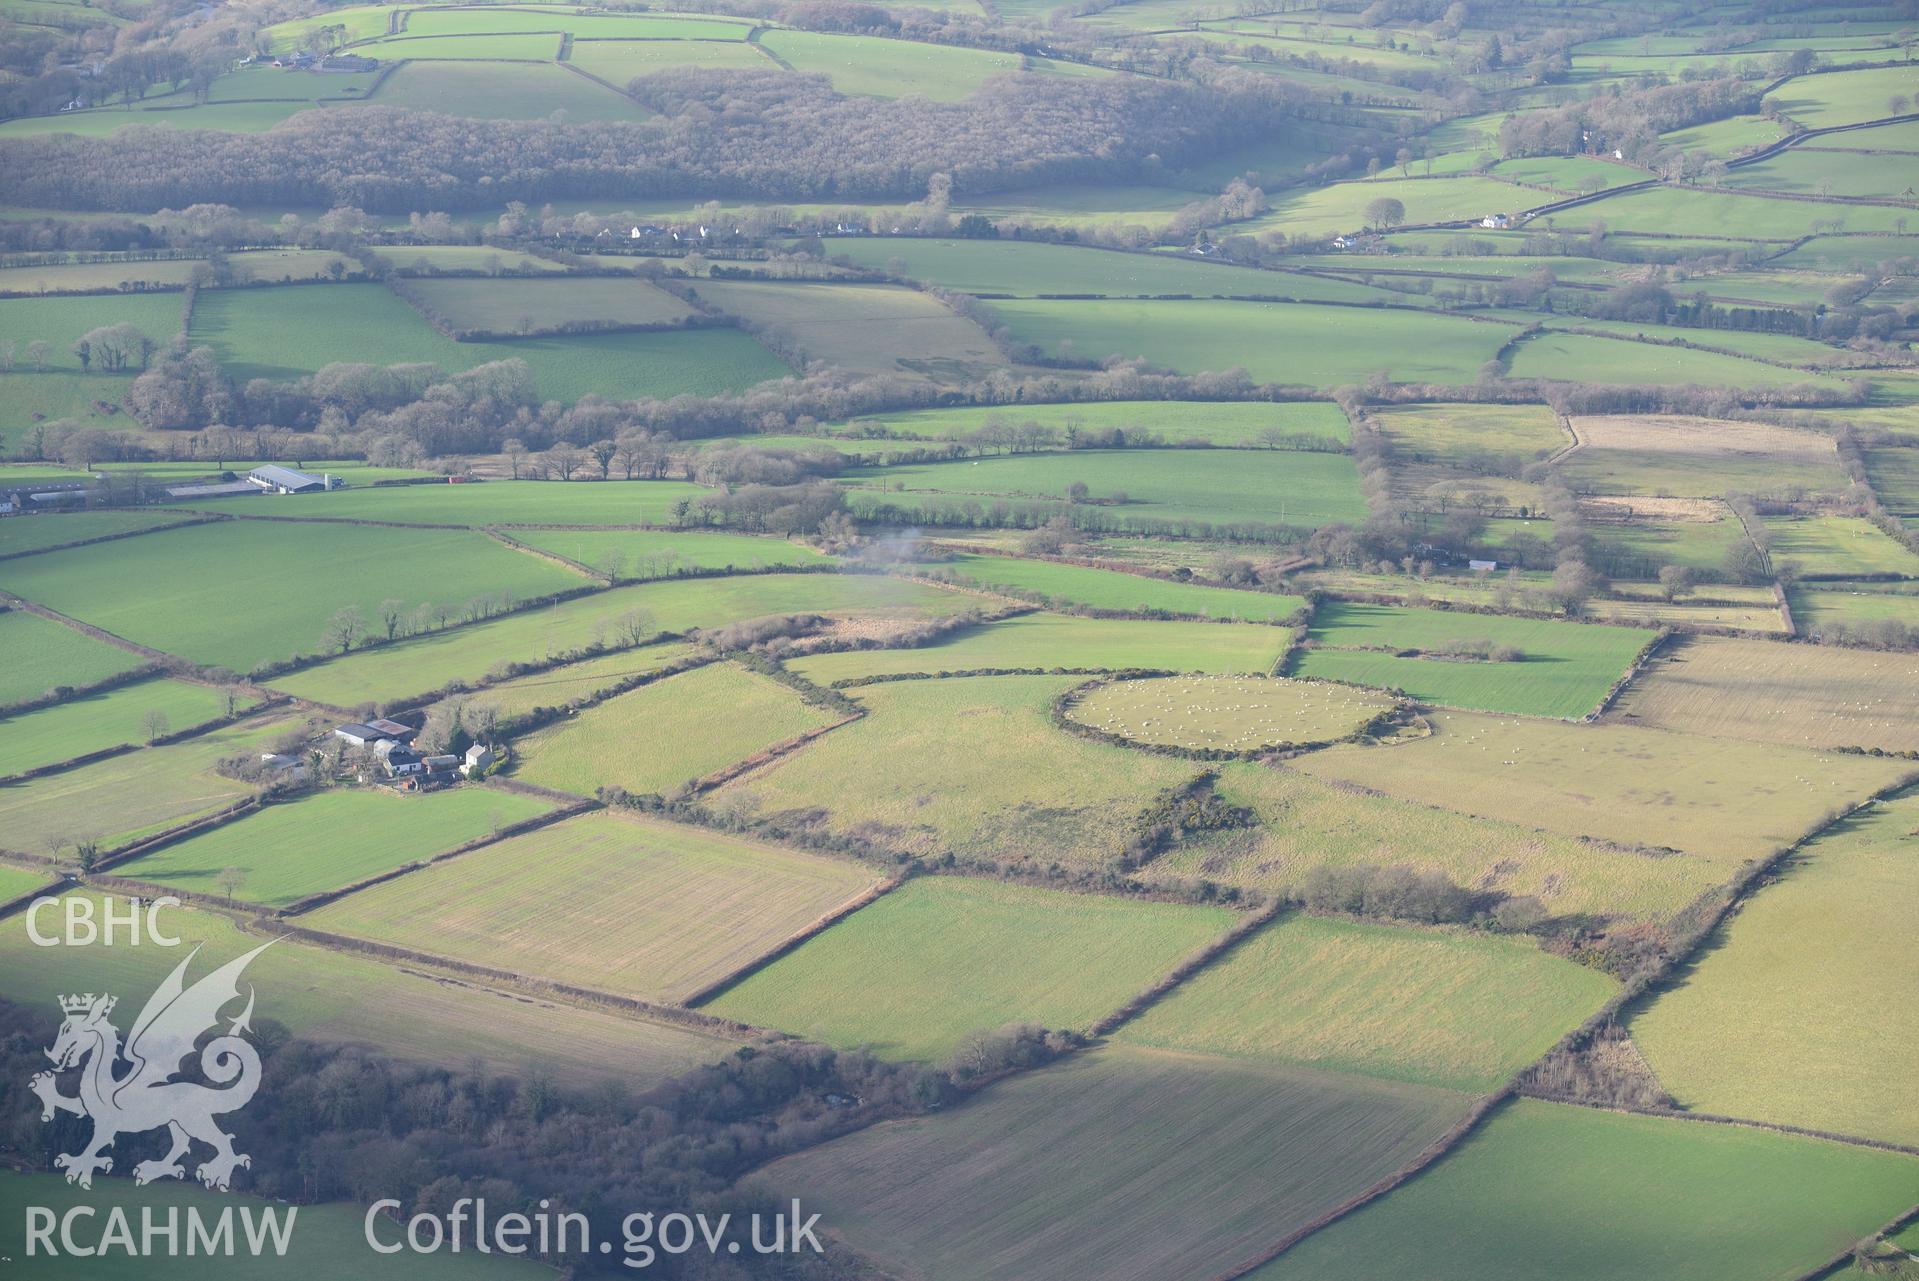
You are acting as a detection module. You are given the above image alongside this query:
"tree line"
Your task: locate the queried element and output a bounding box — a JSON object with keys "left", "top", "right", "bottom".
{"left": 0, "top": 72, "right": 1291, "bottom": 213}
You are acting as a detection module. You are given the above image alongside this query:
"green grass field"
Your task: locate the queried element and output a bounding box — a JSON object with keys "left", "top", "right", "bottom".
{"left": 0, "top": 101, "right": 331, "bottom": 139}
{"left": 1490, "top": 154, "right": 1640, "bottom": 192}
{"left": 0, "top": 519, "right": 580, "bottom": 671}
{"left": 260, "top": 3, "right": 400, "bottom": 52}
{"left": 1590, "top": 510, "right": 1753, "bottom": 577}
{"left": 184, "top": 478, "right": 711, "bottom": 527}
{"left": 0, "top": 861, "right": 57, "bottom": 902}
{"left": 1766, "top": 65, "right": 1919, "bottom": 128}
{"left": 1373, "top": 402, "right": 1567, "bottom": 471}
{"left": 1508, "top": 330, "right": 1850, "bottom": 391}
{"left": 271, "top": 572, "right": 968, "bottom": 707}
{"left": 305, "top": 810, "right": 882, "bottom": 1003}
{"left": 1790, "top": 583, "right": 1919, "bottom": 633}
{"left": 566, "top": 37, "right": 769, "bottom": 83}
{"left": 0, "top": 292, "right": 184, "bottom": 372}
{"left": 422, "top": 641, "right": 693, "bottom": 726}
{"left": 1151, "top": 760, "right": 1722, "bottom": 921}
{"left": 1566, "top": 319, "right": 1855, "bottom": 368}
{"left": 119, "top": 786, "right": 553, "bottom": 908}
{"left": 711, "top": 675, "right": 1200, "bottom": 867}
{"left": 1291, "top": 709, "right": 1916, "bottom": 870}
{"left": 0, "top": 676, "right": 244, "bottom": 778}
{"left": 188, "top": 284, "right": 788, "bottom": 400}
{"left": 763, "top": 1045, "right": 1472, "bottom": 1281}
{"left": 824, "top": 236, "right": 1394, "bottom": 302}
{"left": 758, "top": 30, "right": 1024, "bottom": 100}
{"left": 355, "top": 31, "right": 563, "bottom": 58}
{"left": 400, "top": 9, "right": 752, "bottom": 39}
{"left": 1725, "top": 146, "right": 1919, "bottom": 199}
{"left": 847, "top": 399, "right": 1351, "bottom": 447}
{"left": 516, "top": 660, "right": 839, "bottom": 796}
{"left": 405, "top": 275, "right": 695, "bottom": 330}
{"left": 0, "top": 1175, "right": 547, "bottom": 1280}
{"left": 1632, "top": 795, "right": 1919, "bottom": 1145}
{"left": 846, "top": 448, "right": 1366, "bottom": 531}
{"left": 1610, "top": 635, "right": 1919, "bottom": 753}
{"left": 922, "top": 552, "right": 1306, "bottom": 620}
{"left": 690, "top": 280, "right": 1006, "bottom": 381}
{"left": 1253, "top": 1098, "right": 1919, "bottom": 1281}
{"left": 705, "top": 876, "right": 1232, "bottom": 1059}
{"left": 367, "top": 244, "right": 565, "bottom": 273}
{"left": 1762, "top": 514, "right": 1919, "bottom": 578}
{"left": 368, "top": 58, "right": 652, "bottom": 122}
{"left": 1535, "top": 183, "right": 1913, "bottom": 238}
{"left": 0, "top": 510, "right": 194, "bottom": 555}
{"left": 0, "top": 254, "right": 346, "bottom": 294}
{"left": 1295, "top": 602, "right": 1651, "bottom": 719}
{"left": 0, "top": 608, "right": 147, "bottom": 707}
{"left": 1065, "top": 675, "right": 1394, "bottom": 751}
{"left": 1118, "top": 914, "right": 1615, "bottom": 1090}
{"left": 1243, "top": 175, "right": 1534, "bottom": 240}
{"left": 984, "top": 299, "right": 1516, "bottom": 386}
{"left": 0, "top": 712, "right": 298, "bottom": 857}
{"left": 0, "top": 890, "right": 734, "bottom": 1085}
{"left": 788, "top": 614, "right": 1291, "bottom": 684}
{"left": 506, "top": 528, "right": 833, "bottom": 577}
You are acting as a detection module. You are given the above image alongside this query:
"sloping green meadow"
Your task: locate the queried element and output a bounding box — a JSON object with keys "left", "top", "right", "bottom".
{"left": 0, "top": 519, "right": 579, "bottom": 671}
{"left": 787, "top": 614, "right": 1292, "bottom": 683}
{"left": 514, "top": 661, "right": 839, "bottom": 796}
{"left": 924, "top": 552, "right": 1305, "bottom": 619}
{"left": 119, "top": 786, "right": 553, "bottom": 908}
{"left": 845, "top": 447, "right": 1366, "bottom": 530}
{"left": 706, "top": 877, "right": 1233, "bottom": 1060}
{"left": 712, "top": 675, "right": 1201, "bottom": 866}
{"left": 0, "top": 677, "right": 244, "bottom": 778}
{"left": 764, "top": 1045, "right": 1472, "bottom": 1281}
{"left": 1118, "top": 914, "right": 1615, "bottom": 1091}
{"left": 0, "top": 609, "right": 147, "bottom": 707}
{"left": 1632, "top": 796, "right": 1919, "bottom": 1146}
{"left": 1253, "top": 1099, "right": 1919, "bottom": 1281}
{"left": 1295, "top": 602, "right": 1651, "bottom": 719}
{"left": 0, "top": 891, "right": 734, "bottom": 1086}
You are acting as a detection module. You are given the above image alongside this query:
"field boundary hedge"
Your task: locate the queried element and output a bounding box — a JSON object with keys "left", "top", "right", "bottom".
{"left": 1210, "top": 1088, "right": 1518, "bottom": 1281}
{"left": 0, "top": 874, "right": 70, "bottom": 922}
{"left": 679, "top": 872, "right": 906, "bottom": 1009}
{"left": 481, "top": 526, "right": 602, "bottom": 579}
{"left": 1050, "top": 674, "right": 1411, "bottom": 761}
{"left": 89, "top": 793, "right": 264, "bottom": 874}
{"left": 1088, "top": 898, "right": 1282, "bottom": 1038}
{"left": 686, "top": 713, "right": 863, "bottom": 796}
{"left": 261, "top": 917, "right": 765, "bottom": 1039}
{"left": 0, "top": 658, "right": 166, "bottom": 719}
{"left": 0, "top": 590, "right": 181, "bottom": 669}
{"left": 1584, "top": 626, "right": 1672, "bottom": 721}
{"left": 0, "top": 698, "right": 281, "bottom": 790}
{"left": 0, "top": 512, "right": 218, "bottom": 562}
{"left": 475, "top": 649, "right": 716, "bottom": 736}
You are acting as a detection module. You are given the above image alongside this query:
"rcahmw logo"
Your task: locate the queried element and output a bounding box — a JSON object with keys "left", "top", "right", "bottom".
{"left": 24, "top": 941, "right": 299, "bottom": 1260}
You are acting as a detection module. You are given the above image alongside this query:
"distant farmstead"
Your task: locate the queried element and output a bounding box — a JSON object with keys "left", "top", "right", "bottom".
{"left": 248, "top": 465, "right": 340, "bottom": 495}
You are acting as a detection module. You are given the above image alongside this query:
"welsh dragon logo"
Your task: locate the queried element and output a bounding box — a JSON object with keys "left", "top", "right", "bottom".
{"left": 31, "top": 942, "right": 273, "bottom": 1192}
